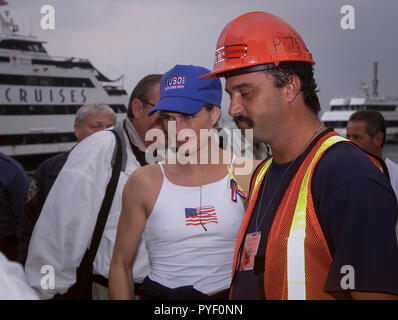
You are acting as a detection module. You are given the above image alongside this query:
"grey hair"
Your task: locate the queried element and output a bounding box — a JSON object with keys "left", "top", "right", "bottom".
{"left": 74, "top": 102, "right": 116, "bottom": 126}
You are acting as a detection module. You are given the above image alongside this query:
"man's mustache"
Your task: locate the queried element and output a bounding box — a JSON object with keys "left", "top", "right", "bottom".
{"left": 233, "top": 116, "right": 254, "bottom": 128}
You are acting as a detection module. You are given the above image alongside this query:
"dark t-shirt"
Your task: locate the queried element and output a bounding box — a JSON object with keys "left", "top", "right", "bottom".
{"left": 231, "top": 142, "right": 398, "bottom": 299}
{"left": 0, "top": 153, "right": 29, "bottom": 261}
{"left": 0, "top": 153, "right": 29, "bottom": 238}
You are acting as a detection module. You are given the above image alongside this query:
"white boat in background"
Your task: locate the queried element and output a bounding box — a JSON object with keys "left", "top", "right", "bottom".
{"left": 321, "top": 62, "right": 398, "bottom": 142}
{"left": 0, "top": 8, "right": 128, "bottom": 169}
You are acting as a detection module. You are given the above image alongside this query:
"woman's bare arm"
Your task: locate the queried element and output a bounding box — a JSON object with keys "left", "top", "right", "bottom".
{"left": 108, "top": 169, "right": 150, "bottom": 300}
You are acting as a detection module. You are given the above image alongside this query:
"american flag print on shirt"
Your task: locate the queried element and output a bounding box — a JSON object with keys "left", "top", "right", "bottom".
{"left": 184, "top": 206, "right": 218, "bottom": 226}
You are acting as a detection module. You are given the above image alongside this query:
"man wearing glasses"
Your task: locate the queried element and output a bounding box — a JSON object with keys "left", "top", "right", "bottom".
{"left": 25, "top": 74, "right": 164, "bottom": 300}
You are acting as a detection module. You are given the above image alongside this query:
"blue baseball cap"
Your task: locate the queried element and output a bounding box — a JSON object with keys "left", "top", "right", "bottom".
{"left": 148, "top": 64, "right": 222, "bottom": 115}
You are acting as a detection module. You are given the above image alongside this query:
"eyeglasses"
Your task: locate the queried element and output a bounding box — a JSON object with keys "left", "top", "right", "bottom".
{"left": 140, "top": 99, "right": 156, "bottom": 107}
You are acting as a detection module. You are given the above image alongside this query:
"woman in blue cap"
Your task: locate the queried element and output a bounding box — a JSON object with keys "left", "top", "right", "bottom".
{"left": 109, "top": 65, "right": 258, "bottom": 300}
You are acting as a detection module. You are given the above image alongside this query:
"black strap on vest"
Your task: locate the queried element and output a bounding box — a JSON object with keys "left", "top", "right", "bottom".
{"left": 123, "top": 122, "right": 147, "bottom": 166}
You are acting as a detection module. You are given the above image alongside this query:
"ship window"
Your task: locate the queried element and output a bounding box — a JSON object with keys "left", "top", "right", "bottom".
{"left": 330, "top": 105, "right": 367, "bottom": 111}
{"left": 349, "top": 105, "right": 365, "bottom": 110}
{"left": 0, "top": 133, "right": 77, "bottom": 146}
{"left": 0, "top": 104, "right": 126, "bottom": 115}
{"left": 366, "top": 105, "right": 396, "bottom": 111}
{"left": 330, "top": 105, "right": 349, "bottom": 111}
{"left": 323, "top": 121, "right": 348, "bottom": 128}
{"left": 0, "top": 39, "right": 47, "bottom": 53}
{"left": 105, "top": 87, "right": 128, "bottom": 96}
{"left": 385, "top": 121, "right": 398, "bottom": 127}
{"left": 0, "top": 74, "right": 94, "bottom": 87}
{"left": 109, "top": 104, "right": 127, "bottom": 113}
{"left": 27, "top": 44, "right": 44, "bottom": 52}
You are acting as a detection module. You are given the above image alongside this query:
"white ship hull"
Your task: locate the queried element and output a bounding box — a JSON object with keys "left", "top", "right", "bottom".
{"left": 0, "top": 9, "right": 129, "bottom": 167}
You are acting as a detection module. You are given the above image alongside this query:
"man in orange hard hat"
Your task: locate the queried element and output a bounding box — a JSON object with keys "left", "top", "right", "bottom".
{"left": 201, "top": 11, "right": 398, "bottom": 300}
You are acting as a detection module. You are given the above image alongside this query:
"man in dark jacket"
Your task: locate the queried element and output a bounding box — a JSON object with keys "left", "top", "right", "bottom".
{"left": 17, "top": 102, "right": 116, "bottom": 264}
{"left": 0, "top": 153, "right": 29, "bottom": 262}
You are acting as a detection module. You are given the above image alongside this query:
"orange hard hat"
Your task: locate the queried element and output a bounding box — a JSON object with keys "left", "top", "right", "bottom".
{"left": 200, "top": 11, "right": 315, "bottom": 79}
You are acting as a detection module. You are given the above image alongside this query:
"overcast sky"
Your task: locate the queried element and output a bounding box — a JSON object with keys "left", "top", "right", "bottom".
{"left": 4, "top": 0, "right": 398, "bottom": 121}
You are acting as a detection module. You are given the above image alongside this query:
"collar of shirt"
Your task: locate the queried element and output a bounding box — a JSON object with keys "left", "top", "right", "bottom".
{"left": 124, "top": 119, "right": 146, "bottom": 153}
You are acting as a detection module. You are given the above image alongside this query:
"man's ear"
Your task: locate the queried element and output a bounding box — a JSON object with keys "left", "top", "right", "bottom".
{"left": 131, "top": 98, "right": 143, "bottom": 119}
{"left": 374, "top": 131, "right": 384, "bottom": 148}
{"left": 283, "top": 74, "right": 301, "bottom": 103}
{"left": 73, "top": 122, "right": 80, "bottom": 141}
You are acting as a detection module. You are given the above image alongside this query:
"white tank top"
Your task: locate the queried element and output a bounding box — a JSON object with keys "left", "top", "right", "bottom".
{"left": 143, "top": 161, "right": 245, "bottom": 294}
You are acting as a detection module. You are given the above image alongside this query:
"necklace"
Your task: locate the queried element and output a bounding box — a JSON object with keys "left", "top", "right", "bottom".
{"left": 254, "top": 123, "right": 325, "bottom": 232}
{"left": 199, "top": 185, "right": 208, "bottom": 232}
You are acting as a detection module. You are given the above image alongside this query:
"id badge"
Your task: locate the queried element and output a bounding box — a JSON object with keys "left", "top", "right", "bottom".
{"left": 240, "top": 232, "right": 261, "bottom": 271}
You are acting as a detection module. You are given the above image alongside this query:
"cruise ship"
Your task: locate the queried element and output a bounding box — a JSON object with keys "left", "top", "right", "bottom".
{"left": 0, "top": 9, "right": 128, "bottom": 170}
{"left": 321, "top": 62, "right": 398, "bottom": 142}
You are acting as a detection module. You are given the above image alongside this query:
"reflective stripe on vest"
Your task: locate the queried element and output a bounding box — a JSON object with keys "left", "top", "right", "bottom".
{"left": 249, "top": 160, "right": 272, "bottom": 203}
{"left": 287, "top": 135, "right": 347, "bottom": 299}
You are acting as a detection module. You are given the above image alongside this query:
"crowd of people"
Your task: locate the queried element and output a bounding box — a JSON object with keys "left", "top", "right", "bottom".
{"left": 1, "top": 11, "right": 397, "bottom": 300}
